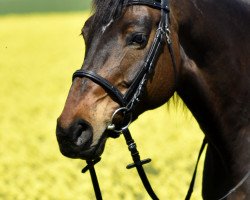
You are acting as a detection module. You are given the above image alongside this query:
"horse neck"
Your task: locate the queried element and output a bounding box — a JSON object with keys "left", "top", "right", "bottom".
{"left": 171, "top": 0, "right": 250, "bottom": 193}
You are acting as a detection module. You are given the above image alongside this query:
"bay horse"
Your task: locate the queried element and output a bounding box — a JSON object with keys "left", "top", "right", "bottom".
{"left": 56, "top": 0, "right": 250, "bottom": 199}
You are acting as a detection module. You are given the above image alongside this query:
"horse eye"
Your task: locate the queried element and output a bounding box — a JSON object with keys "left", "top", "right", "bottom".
{"left": 130, "top": 33, "right": 148, "bottom": 47}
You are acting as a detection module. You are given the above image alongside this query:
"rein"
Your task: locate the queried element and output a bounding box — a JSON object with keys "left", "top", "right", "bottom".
{"left": 72, "top": 0, "right": 250, "bottom": 199}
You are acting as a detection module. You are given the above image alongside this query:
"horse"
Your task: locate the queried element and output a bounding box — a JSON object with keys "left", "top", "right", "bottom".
{"left": 56, "top": 0, "right": 250, "bottom": 199}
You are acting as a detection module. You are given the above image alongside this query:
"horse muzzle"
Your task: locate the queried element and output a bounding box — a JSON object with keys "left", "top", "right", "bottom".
{"left": 56, "top": 119, "right": 103, "bottom": 159}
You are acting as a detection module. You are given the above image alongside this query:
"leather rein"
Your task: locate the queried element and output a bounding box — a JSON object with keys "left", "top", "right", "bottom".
{"left": 72, "top": 0, "right": 250, "bottom": 199}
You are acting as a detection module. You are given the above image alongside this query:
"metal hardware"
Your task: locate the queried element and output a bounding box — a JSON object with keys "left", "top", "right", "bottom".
{"left": 107, "top": 107, "right": 133, "bottom": 133}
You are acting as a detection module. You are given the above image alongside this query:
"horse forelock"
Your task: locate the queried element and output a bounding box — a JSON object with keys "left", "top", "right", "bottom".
{"left": 90, "top": 0, "right": 130, "bottom": 33}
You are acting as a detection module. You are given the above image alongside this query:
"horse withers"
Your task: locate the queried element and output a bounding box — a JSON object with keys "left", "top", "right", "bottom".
{"left": 56, "top": 0, "right": 250, "bottom": 199}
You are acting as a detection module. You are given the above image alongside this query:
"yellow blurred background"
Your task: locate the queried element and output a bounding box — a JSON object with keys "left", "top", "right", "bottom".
{"left": 0, "top": 2, "right": 205, "bottom": 199}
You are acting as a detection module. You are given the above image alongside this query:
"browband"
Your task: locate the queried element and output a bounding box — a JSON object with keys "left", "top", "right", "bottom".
{"left": 127, "top": 0, "right": 169, "bottom": 11}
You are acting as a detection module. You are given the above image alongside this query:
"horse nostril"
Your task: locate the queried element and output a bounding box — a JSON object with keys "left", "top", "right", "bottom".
{"left": 73, "top": 120, "right": 93, "bottom": 147}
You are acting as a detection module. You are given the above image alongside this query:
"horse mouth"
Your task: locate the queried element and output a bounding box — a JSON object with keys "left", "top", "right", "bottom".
{"left": 57, "top": 133, "right": 107, "bottom": 160}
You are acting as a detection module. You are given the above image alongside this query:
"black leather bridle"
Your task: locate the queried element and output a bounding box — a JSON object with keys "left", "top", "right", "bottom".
{"left": 72, "top": 0, "right": 250, "bottom": 199}
{"left": 72, "top": 1, "right": 174, "bottom": 199}
{"left": 73, "top": 0, "right": 175, "bottom": 134}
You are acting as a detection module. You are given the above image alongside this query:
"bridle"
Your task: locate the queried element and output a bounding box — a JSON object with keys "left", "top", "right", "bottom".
{"left": 71, "top": 0, "right": 250, "bottom": 199}
{"left": 73, "top": 1, "right": 174, "bottom": 199}
{"left": 73, "top": 0, "right": 175, "bottom": 134}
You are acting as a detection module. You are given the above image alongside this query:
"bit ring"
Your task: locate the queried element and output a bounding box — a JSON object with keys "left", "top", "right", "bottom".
{"left": 107, "top": 107, "right": 132, "bottom": 133}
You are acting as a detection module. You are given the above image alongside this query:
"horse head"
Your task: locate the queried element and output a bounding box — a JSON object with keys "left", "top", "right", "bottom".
{"left": 56, "top": 1, "right": 180, "bottom": 160}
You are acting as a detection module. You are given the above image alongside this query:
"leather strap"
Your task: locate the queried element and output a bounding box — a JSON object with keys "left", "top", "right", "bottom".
{"left": 73, "top": 70, "right": 126, "bottom": 106}
{"left": 185, "top": 139, "right": 250, "bottom": 200}
{"left": 82, "top": 158, "right": 102, "bottom": 200}
{"left": 127, "top": 0, "right": 169, "bottom": 11}
{"left": 185, "top": 138, "right": 207, "bottom": 200}
{"left": 123, "top": 128, "right": 159, "bottom": 199}
{"left": 124, "top": 23, "right": 166, "bottom": 105}
{"left": 217, "top": 170, "right": 250, "bottom": 200}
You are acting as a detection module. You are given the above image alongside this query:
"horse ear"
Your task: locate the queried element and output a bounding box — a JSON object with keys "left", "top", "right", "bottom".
{"left": 81, "top": 15, "right": 94, "bottom": 42}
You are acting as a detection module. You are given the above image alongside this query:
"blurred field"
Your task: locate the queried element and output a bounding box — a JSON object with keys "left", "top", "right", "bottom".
{"left": 0, "top": 12, "right": 205, "bottom": 199}
{"left": 0, "top": 0, "right": 92, "bottom": 15}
